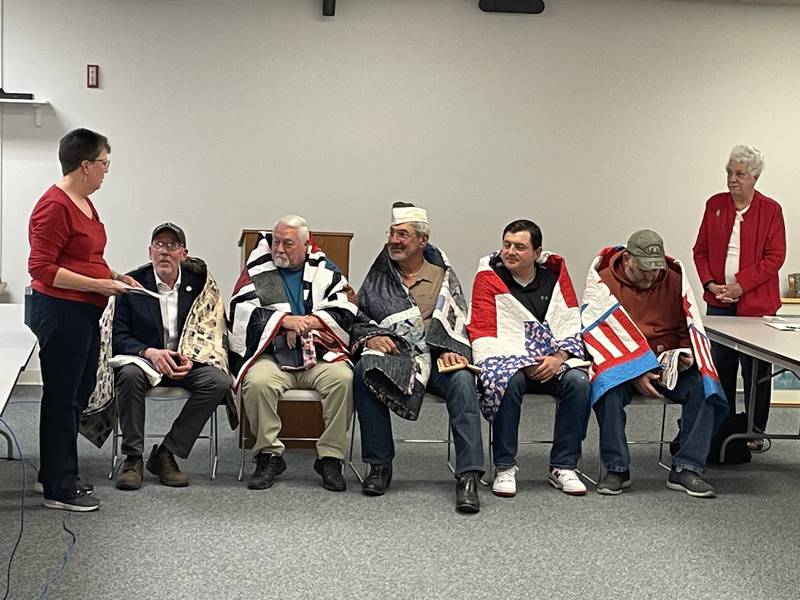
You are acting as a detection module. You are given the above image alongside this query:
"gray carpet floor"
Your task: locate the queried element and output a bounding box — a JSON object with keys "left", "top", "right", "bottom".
{"left": 2, "top": 385, "right": 800, "bottom": 600}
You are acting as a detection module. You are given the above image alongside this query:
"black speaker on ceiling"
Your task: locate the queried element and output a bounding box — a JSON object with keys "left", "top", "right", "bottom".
{"left": 323, "top": 0, "right": 335, "bottom": 16}
{"left": 479, "top": 0, "right": 544, "bottom": 14}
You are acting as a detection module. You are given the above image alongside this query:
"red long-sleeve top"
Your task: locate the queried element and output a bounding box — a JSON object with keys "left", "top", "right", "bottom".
{"left": 692, "top": 190, "right": 785, "bottom": 316}
{"left": 28, "top": 185, "right": 112, "bottom": 308}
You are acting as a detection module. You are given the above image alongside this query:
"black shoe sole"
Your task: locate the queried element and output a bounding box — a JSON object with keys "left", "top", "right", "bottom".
{"left": 115, "top": 481, "right": 142, "bottom": 491}
{"left": 362, "top": 485, "right": 387, "bottom": 496}
{"left": 456, "top": 502, "right": 480, "bottom": 514}
{"left": 321, "top": 481, "right": 347, "bottom": 492}
{"left": 247, "top": 479, "right": 276, "bottom": 490}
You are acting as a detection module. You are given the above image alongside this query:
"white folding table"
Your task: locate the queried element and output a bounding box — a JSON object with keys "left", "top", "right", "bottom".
{"left": 0, "top": 304, "right": 37, "bottom": 458}
{"left": 703, "top": 316, "right": 800, "bottom": 460}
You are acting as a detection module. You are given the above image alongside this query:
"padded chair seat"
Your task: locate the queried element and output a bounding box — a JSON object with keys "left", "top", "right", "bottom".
{"left": 146, "top": 386, "right": 192, "bottom": 401}
{"left": 281, "top": 389, "right": 323, "bottom": 402}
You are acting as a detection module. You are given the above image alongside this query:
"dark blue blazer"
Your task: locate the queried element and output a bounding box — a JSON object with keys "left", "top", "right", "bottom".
{"left": 112, "top": 263, "right": 205, "bottom": 357}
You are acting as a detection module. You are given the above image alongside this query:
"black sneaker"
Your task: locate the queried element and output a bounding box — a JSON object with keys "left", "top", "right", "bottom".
{"left": 314, "top": 457, "right": 346, "bottom": 492}
{"left": 247, "top": 453, "right": 286, "bottom": 490}
{"left": 666, "top": 468, "right": 716, "bottom": 498}
{"left": 42, "top": 489, "right": 101, "bottom": 512}
{"left": 597, "top": 470, "right": 631, "bottom": 496}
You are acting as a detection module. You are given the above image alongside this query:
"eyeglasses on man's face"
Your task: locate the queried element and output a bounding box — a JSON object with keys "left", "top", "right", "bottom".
{"left": 386, "top": 228, "right": 415, "bottom": 241}
{"left": 86, "top": 158, "right": 110, "bottom": 171}
{"left": 151, "top": 240, "right": 183, "bottom": 252}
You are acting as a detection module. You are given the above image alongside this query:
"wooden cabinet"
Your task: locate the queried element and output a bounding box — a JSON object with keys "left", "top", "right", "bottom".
{"left": 237, "top": 230, "right": 353, "bottom": 449}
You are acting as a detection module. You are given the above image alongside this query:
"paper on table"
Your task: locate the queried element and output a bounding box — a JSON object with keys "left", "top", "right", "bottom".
{"left": 762, "top": 316, "right": 800, "bottom": 331}
{"left": 119, "top": 283, "right": 161, "bottom": 299}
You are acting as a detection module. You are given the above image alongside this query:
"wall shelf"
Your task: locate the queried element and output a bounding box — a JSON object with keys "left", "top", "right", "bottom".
{"left": 0, "top": 98, "right": 50, "bottom": 127}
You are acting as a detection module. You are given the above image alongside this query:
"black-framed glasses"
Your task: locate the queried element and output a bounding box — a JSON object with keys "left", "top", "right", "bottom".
{"left": 151, "top": 240, "right": 183, "bottom": 252}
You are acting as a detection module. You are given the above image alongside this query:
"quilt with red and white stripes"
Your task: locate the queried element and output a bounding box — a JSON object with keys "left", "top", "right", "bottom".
{"left": 581, "top": 246, "right": 725, "bottom": 405}
{"left": 468, "top": 251, "right": 589, "bottom": 420}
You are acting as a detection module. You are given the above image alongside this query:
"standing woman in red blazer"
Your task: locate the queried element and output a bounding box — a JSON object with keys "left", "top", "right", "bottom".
{"left": 692, "top": 145, "right": 786, "bottom": 447}
{"left": 28, "top": 129, "right": 140, "bottom": 512}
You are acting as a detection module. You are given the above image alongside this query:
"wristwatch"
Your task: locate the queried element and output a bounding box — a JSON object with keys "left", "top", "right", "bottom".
{"left": 138, "top": 348, "right": 147, "bottom": 358}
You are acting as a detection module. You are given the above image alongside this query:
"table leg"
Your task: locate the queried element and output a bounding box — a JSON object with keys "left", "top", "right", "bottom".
{"left": 720, "top": 357, "right": 762, "bottom": 461}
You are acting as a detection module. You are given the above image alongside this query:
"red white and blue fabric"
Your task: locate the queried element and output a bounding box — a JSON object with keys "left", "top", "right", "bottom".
{"left": 227, "top": 233, "right": 356, "bottom": 390}
{"left": 468, "top": 251, "right": 588, "bottom": 421}
{"left": 581, "top": 246, "right": 725, "bottom": 405}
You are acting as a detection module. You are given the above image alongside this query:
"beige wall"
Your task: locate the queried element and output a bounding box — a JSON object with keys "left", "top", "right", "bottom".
{"left": 1, "top": 0, "right": 798, "bottom": 308}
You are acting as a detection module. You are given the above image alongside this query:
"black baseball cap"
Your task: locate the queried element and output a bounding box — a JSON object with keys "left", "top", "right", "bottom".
{"left": 151, "top": 222, "right": 186, "bottom": 246}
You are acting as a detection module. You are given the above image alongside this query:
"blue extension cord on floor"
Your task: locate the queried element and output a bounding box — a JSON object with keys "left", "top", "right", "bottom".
{"left": 0, "top": 416, "right": 78, "bottom": 600}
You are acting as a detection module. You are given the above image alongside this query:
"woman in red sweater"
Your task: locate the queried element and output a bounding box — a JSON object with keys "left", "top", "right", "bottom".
{"left": 28, "top": 128, "right": 140, "bottom": 512}
{"left": 692, "top": 145, "right": 786, "bottom": 447}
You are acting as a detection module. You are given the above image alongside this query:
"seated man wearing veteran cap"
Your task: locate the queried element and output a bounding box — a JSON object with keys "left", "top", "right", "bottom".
{"left": 581, "top": 230, "right": 728, "bottom": 498}
{"left": 113, "top": 223, "right": 232, "bottom": 490}
{"left": 352, "top": 202, "right": 484, "bottom": 514}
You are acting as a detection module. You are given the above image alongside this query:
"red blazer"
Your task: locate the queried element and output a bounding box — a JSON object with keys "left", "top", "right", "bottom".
{"left": 692, "top": 190, "right": 785, "bottom": 316}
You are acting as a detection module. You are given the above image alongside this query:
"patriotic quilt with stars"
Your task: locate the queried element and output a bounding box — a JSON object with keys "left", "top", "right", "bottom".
{"left": 468, "top": 251, "right": 589, "bottom": 421}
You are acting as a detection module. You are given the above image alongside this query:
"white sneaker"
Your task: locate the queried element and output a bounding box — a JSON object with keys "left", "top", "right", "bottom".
{"left": 548, "top": 468, "right": 587, "bottom": 496}
{"left": 492, "top": 466, "right": 518, "bottom": 497}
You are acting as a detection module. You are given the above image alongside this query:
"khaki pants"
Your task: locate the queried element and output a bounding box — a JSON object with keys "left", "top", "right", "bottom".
{"left": 241, "top": 355, "right": 353, "bottom": 459}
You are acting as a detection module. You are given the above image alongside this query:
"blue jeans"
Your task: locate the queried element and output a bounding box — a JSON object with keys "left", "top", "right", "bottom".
{"left": 593, "top": 368, "right": 715, "bottom": 473}
{"left": 353, "top": 359, "right": 485, "bottom": 475}
{"left": 493, "top": 369, "right": 591, "bottom": 470}
{"left": 707, "top": 304, "right": 772, "bottom": 431}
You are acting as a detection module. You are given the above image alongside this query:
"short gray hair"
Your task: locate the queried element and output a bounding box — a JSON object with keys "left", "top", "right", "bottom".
{"left": 728, "top": 145, "right": 765, "bottom": 179}
{"left": 274, "top": 214, "right": 310, "bottom": 243}
{"left": 411, "top": 221, "right": 430, "bottom": 238}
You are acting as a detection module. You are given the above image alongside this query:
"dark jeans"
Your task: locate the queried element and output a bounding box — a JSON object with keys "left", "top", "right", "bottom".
{"left": 30, "top": 291, "right": 103, "bottom": 501}
{"left": 353, "top": 359, "right": 485, "bottom": 475}
{"left": 707, "top": 304, "right": 772, "bottom": 431}
{"left": 115, "top": 362, "right": 229, "bottom": 459}
{"left": 493, "top": 368, "right": 591, "bottom": 470}
{"left": 593, "top": 368, "right": 716, "bottom": 473}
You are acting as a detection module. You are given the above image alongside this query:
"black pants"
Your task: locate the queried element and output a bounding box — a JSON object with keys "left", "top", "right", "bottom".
{"left": 115, "top": 363, "right": 229, "bottom": 459}
{"left": 30, "top": 291, "right": 103, "bottom": 501}
{"left": 707, "top": 304, "right": 772, "bottom": 431}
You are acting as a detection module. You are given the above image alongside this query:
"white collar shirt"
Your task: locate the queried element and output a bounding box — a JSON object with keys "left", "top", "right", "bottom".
{"left": 153, "top": 266, "right": 182, "bottom": 351}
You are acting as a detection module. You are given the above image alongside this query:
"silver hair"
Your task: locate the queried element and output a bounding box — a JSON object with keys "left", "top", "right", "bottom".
{"left": 274, "top": 214, "right": 310, "bottom": 243}
{"left": 728, "top": 145, "right": 765, "bottom": 179}
{"left": 411, "top": 221, "right": 431, "bottom": 238}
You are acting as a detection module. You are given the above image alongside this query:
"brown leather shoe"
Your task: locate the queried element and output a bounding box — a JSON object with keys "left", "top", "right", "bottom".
{"left": 116, "top": 456, "right": 143, "bottom": 491}
{"left": 146, "top": 444, "right": 189, "bottom": 487}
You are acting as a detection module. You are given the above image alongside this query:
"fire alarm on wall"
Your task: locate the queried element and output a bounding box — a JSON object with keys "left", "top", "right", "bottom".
{"left": 87, "top": 65, "right": 99, "bottom": 88}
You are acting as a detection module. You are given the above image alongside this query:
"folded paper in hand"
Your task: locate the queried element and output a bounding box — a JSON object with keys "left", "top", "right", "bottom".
{"left": 436, "top": 357, "right": 481, "bottom": 375}
{"left": 657, "top": 348, "right": 693, "bottom": 391}
{"left": 120, "top": 283, "right": 161, "bottom": 299}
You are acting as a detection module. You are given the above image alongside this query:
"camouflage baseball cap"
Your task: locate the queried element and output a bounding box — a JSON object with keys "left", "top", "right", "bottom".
{"left": 626, "top": 229, "right": 666, "bottom": 271}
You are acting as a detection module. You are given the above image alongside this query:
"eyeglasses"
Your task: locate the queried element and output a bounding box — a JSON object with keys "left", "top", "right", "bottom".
{"left": 151, "top": 240, "right": 183, "bottom": 252}
{"left": 386, "top": 229, "right": 415, "bottom": 241}
{"left": 86, "top": 158, "right": 110, "bottom": 171}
